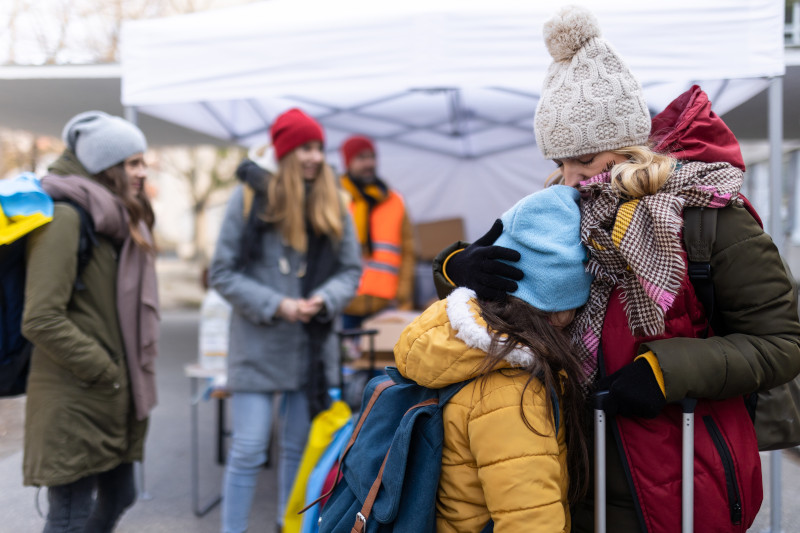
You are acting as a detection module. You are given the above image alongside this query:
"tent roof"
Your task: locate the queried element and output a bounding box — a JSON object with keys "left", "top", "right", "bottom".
{"left": 119, "top": 0, "right": 785, "bottom": 159}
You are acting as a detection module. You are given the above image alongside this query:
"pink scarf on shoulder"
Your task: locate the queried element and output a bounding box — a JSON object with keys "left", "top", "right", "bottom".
{"left": 41, "top": 174, "right": 159, "bottom": 420}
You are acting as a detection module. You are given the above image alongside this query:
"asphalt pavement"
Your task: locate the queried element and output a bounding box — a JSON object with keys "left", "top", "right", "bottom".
{"left": 0, "top": 310, "right": 279, "bottom": 533}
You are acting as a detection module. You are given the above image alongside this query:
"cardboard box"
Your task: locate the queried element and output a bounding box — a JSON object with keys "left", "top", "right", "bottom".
{"left": 358, "top": 309, "right": 421, "bottom": 357}
{"left": 414, "top": 217, "right": 465, "bottom": 262}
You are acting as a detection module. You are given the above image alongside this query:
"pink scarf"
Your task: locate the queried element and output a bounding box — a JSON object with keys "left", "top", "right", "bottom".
{"left": 41, "top": 174, "right": 159, "bottom": 420}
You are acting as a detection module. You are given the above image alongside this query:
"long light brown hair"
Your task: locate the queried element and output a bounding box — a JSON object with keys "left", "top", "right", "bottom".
{"left": 93, "top": 163, "right": 153, "bottom": 251}
{"left": 263, "top": 150, "right": 343, "bottom": 252}
{"left": 477, "top": 297, "right": 590, "bottom": 503}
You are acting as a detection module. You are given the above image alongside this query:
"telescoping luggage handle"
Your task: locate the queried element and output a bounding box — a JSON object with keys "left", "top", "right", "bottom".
{"left": 594, "top": 392, "right": 698, "bottom": 533}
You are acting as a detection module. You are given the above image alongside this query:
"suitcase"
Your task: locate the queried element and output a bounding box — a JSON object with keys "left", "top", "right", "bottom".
{"left": 594, "top": 392, "right": 698, "bottom": 533}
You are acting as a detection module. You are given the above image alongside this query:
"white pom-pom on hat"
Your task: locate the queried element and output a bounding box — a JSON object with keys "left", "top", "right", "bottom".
{"left": 534, "top": 5, "right": 650, "bottom": 160}
{"left": 543, "top": 5, "right": 601, "bottom": 62}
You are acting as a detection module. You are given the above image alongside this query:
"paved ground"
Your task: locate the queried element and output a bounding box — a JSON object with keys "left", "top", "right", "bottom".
{"left": 0, "top": 257, "right": 799, "bottom": 532}
{"left": 0, "top": 309, "right": 280, "bottom": 533}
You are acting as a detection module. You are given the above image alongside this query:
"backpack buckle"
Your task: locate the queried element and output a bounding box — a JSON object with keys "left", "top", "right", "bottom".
{"left": 687, "top": 261, "right": 711, "bottom": 281}
{"left": 353, "top": 512, "right": 367, "bottom": 532}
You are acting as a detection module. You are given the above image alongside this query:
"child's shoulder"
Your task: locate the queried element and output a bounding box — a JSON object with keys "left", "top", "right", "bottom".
{"left": 455, "top": 370, "right": 547, "bottom": 413}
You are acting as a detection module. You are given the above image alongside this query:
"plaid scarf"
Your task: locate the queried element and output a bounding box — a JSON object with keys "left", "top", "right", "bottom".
{"left": 569, "top": 161, "right": 744, "bottom": 388}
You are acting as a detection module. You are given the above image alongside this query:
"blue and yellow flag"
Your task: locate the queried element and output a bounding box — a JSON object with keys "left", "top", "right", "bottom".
{"left": 0, "top": 172, "right": 53, "bottom": 245}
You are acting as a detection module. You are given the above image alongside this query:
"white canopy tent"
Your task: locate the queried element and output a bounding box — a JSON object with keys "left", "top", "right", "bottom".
{"left": 119, "top": 0, "right": 785, "bottom": 241}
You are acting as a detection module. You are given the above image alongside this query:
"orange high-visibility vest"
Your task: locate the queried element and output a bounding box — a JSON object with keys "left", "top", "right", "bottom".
{"left": 350, "top": 191, "right": 405, "bottom": 300}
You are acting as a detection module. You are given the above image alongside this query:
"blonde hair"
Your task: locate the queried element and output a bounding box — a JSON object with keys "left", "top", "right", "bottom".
{"left": 544, "top": 145, "right": 677, "bottom": 199}
{"left": 264, "top": 151, "right": 343, "bottom": 252}
{"left": 609, "top": 146, "right": 676, "bottom": 198}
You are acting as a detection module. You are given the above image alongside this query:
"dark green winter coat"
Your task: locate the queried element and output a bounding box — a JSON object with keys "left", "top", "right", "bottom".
{"left": 22, "top": 201, "right": 147, "bottom": 487}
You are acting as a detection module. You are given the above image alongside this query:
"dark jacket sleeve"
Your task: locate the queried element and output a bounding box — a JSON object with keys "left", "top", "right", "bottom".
{"left": 431, "top": 240, "right": 470, "bottom": 300}
{"left": 643, "top": 203, "right": 800, "bottom": 402}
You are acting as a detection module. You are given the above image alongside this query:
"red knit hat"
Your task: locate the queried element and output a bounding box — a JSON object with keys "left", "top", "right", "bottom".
{"left": 341, "top": 135, "right": 376, "bottom": 169}
{"left": 270, "top": 108, "right": 325, "bottom": 161}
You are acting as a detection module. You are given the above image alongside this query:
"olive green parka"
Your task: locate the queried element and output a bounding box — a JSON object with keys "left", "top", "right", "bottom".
{"left": 21, "top": 155, "right": 148, "bottom": 487}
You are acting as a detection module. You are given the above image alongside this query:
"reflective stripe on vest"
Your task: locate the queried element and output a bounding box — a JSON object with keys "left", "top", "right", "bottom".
{"left": 351, "top": 191, "right": 405, "bottom": 300}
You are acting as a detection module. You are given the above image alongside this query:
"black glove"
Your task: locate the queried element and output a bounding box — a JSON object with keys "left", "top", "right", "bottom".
{"left": 596, "top": 359, "right": 666, "bottom": 419}
{"left": 445, "top": 219, "right": 523, "bottom": 301}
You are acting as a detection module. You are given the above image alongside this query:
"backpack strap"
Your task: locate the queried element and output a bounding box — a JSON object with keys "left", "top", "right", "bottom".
{"left": 683, "top": 206, "right": 717, "bottom": 328}
{"left": 59, "top": 201, "right": 97, "bottom": 291}
{"left": 353, "top": 393, "right": 441, "bottom": 533}
{"left": 298, "top": 378, "right": 395, "bottom": 515}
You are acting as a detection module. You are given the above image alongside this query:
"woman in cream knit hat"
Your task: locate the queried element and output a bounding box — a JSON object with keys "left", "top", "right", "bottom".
{"left": 435, "top": 5, "right": 800, "bottom": 532}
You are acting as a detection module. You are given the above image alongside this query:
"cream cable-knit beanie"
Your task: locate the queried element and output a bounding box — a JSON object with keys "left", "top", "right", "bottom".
{"left": 534, "top": 5, "right": 651, "bottom": 160}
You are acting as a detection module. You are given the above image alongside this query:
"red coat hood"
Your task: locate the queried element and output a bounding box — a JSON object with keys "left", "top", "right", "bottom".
{"left": 650, "top": 85, "right": 745, "bottom": 171}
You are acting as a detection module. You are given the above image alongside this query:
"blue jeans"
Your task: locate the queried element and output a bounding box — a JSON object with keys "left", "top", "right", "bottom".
{"left": 221, "top": 391, "right": 310, "bottom": 533}
{"left": 44, "top": 462, "right": 136, "bottom": 533}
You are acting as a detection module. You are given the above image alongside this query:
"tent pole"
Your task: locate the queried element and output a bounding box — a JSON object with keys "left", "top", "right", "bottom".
{"left": 125, "top": 106, "right": 139, "bottom": 126}
{"left": 768, "top": 76, "right": 784, "bottom": 251}
{"left": 767, "top": 74, "right": 784, "bottom": 533}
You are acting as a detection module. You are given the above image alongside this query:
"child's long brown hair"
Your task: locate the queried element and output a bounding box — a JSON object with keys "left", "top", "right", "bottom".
{"left": 93, "top": 163, "right": 153, "bottom": 251}
{"left": 477, "top": 296, "right": 590, "bottom": 503}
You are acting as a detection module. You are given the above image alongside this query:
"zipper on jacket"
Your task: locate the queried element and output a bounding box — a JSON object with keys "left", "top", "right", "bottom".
{"left": 703, "top": 416, "right": 743, "bottom": 525}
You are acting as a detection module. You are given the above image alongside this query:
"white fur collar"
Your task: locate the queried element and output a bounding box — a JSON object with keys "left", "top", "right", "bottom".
{"left": 445, "top": 287, "right": 535, "bottom": 367}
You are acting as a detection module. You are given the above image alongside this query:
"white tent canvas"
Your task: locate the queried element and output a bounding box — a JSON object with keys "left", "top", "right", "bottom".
{"left": 120, "top": 0, "right": 784, "bottom": 240}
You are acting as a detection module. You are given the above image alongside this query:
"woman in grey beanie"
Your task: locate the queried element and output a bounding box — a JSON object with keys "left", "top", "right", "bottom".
{"left": 22, "top": 110, "right": 159, "bottom": 532}
{"left": 434, "top": 5, "right": 800, "bottom": 533}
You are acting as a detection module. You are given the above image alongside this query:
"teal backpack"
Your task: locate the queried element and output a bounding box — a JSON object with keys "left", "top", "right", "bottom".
{"left": 314, "top": 366, "right": 559, "bottom": 532}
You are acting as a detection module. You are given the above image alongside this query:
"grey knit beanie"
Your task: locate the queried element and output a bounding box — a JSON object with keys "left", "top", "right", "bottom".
{"left": 534, "top": 5, "right": 651, "bottom": 160}
{"left": 62, "top": 111, "right": 147, "bottom": 175}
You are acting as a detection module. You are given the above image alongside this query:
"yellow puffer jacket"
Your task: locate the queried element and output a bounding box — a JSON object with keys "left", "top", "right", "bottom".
{"left": 394, "top": 287, "right": 570, "bottom": 532}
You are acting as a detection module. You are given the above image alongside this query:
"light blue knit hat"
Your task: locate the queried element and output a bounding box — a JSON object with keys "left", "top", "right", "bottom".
{"left": 494, "top": 185, "right": 592, "bottom": 312}
{"left": 62, "top": 111, "right": 147, "bottom": 175}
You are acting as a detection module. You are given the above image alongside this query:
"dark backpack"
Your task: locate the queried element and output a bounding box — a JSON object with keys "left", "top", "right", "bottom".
{"left": 314, "top": 366, "right": 478, "bottom": 533}
{"left": 684, "top": 201, "right": 800, "bottom": 451}
{"left": 0, "top": 201, "right": 96, "bottom": 397}
{"left": 314, "top": 366, "right": 559, "bottom": 532}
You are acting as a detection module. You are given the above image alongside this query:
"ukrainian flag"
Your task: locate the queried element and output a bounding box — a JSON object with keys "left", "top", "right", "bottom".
{"left": 0, "top": 172, "right": 54, "bottom": 245}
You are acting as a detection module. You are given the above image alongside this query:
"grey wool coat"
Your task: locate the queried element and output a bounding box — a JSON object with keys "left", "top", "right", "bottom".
{"left": 209, "top": 184, "right": 362, "bottom": 393}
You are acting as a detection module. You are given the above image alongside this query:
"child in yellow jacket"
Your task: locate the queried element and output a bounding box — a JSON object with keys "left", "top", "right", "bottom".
{"left": 394, "top": 185, "right": 592, "bottom": 532}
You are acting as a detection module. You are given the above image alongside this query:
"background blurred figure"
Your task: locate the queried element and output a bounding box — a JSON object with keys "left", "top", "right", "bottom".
{"left": 339, "top": 135, "right": 415, "bottom": 339}
{"left": 23, "top": 111, "right": 159, "bottom": 532}
{"left": 209, "top": 108, "right": 361, "bottom": 533}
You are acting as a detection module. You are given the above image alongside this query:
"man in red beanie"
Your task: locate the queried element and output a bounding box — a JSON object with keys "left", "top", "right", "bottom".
{"left": 339, "top": 135, "right": 415, "bottom": 336}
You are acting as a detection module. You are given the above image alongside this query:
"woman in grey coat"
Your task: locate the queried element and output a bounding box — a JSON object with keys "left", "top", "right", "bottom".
{"left": 209, "top": 108, "right": 361, "bottom": 533}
